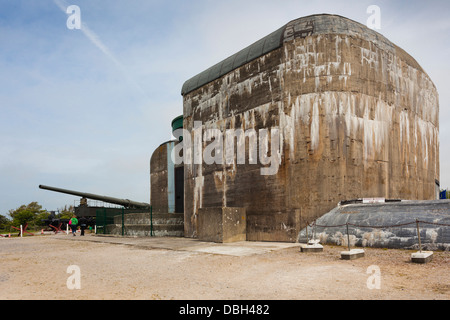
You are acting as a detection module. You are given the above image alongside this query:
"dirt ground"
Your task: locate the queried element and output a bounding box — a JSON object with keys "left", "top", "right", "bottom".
{"left": 0, "top": 233, "right": 449, "bottom": 300}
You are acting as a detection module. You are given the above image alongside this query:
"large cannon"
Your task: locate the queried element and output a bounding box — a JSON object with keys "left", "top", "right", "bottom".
{"left": 39, "top": 185, "right": 150, "bottom": 210}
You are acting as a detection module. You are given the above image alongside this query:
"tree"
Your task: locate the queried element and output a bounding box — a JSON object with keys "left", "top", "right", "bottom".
{"left": 0, "top": 214, "right": 10, "bottom": 229}
{"left": 12, "top": 210, "right": 35, "bottom": 226}
{"left": 8, "top": 202, "right": 49, "bottom": 227}
{"left": 57, "top": 205, "right": 75, "bottom": 219}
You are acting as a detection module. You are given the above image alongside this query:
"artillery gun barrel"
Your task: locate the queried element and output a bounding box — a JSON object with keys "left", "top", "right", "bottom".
{"left": 39, "top": 185, "right": 150, "bottom": 209}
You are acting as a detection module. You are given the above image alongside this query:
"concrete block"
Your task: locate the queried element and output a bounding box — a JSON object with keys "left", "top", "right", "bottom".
{"left": 340, "top": 249, "right": 365, "bottom": 260}
{"left": 198, "top": 207, "right": 246, "bottom": 243}
{"left": 300, "top": 243, "right": 323, "bottom": 253}
{"left": 411, "top": 251, "right": 433, "bottom": 264}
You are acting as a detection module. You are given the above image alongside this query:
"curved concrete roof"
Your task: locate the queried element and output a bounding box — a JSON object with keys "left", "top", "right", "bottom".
{"left": 298, "top": 199, "right": 450, "bottom": 250}
{"left": 181, "top": 14, "right": 426, "bottom": 96}
{"left": 181, "top": 24, "right": 285, "bottom": 95}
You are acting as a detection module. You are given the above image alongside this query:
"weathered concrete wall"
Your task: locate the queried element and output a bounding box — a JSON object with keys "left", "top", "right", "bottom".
{"left": 150, "top": 142, "right": 171, "bottom": 213}
{"left": 182, "top": 14, "right": 439, "bottom": 242}
{"left": 151, "top": 141, "right": 181, "bottom": 214}
{"left": 109, "top": 212, "right": 184, "bottom": 237}
{"left": 198, "top": 207, "right": 246, "bottom": 243}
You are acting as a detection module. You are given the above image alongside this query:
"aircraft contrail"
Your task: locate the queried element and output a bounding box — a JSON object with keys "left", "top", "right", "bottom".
{"left": 53, "top": 0, "right": 148, "bottom": 98}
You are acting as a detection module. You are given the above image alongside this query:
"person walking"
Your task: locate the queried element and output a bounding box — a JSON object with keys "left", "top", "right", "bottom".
{"left": 69, "top": 215, "right": 78, "bottom": 236}
{"left": 79, "top": 216, "right": 87, "bottom": 236}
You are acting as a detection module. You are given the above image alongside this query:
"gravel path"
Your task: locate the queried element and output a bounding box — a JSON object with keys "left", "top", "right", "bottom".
{"left": 1, "top": 234, "right": 449, "bottom": 300}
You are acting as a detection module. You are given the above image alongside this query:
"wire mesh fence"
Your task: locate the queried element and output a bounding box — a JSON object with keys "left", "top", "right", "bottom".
{"left": 95, "top": 207, "right": 153, "bottom": 236}
{"left": 301, "top": 218, "right": 450, "bottom": 251}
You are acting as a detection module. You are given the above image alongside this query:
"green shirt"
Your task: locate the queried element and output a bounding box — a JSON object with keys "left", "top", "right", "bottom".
{"left": 70, "top": 218, "right": 78, "bottom": 226}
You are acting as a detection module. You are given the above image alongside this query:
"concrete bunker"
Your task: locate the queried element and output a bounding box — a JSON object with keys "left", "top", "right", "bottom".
{"left": 151, "top": 14, "right": 440, "bottom": 243}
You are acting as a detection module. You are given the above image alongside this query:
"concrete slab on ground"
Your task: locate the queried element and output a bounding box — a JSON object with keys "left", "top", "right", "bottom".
{"left": 341, "top": 249, "right": 365, "bottom": 260}
{"left": 411, "top": 251, "right": 433, "bottom": 264}
{"left": 53, "top": 234, "right": 299, "bottom": 257}
{"left": 300, "top": 243, "right": 324, "bottom": 252}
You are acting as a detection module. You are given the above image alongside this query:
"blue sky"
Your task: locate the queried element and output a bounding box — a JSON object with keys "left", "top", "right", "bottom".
{"left": 1, "top": 0, "right": 449, "bottom": 215}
